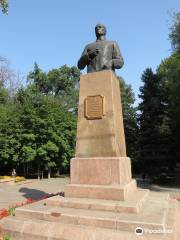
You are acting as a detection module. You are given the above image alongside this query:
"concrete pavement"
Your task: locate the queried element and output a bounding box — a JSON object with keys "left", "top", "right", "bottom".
{"left": 0, "top": 178, "right": 70, "bottom": 209}
{"left": 0, "top": 177, "right": 180, "bottom": 210}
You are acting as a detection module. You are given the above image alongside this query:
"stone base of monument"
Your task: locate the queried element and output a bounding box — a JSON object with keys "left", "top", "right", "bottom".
{"left": 65, "top": 180, "right": 137, "bottom": 202}
{"left": 1, "top": 191, "right": 180, "bottom": 239}
{"left": 65, "top": 157, "right": 137, "bottom": 201}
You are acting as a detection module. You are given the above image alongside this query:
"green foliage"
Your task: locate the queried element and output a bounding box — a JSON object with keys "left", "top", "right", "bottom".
{"left": 157, "top": 53, "right": 180, "bottom": 167}
{"left": 47, "top": 65, "right": 80, "bottom": 96}
{"left": 134, "top": 13, "right": 180, "bottom": 178}
{"left": 0, "top": 65, "right": 79, "bottom": 176}
{"left": 27, "top": 63, "right": 49, "bottom": 94}
{"left": 3, "top": 235, "right": 11, "bottom": 240}
{"left": 118, "top": 77, "right": 138, "bottom": 167}
{"left": 8, "top": 206, "right": 15, "bottom": 216}
{"left": 0, "top": 0, "right": 8, "bottom": 14}
{"left": 27, "top": 63, "right": 80, "bottom": 111}
{"left": 0, "top": 102, "right": 22, "bottom": 169}
{"left": 137, "top": 68, "right": 170, "bottom": 176}
{"left": 169, "top": 12, "right": 180, "bottom": 53}
{"left": 0, "top": 88, "right": 9, "bottom": 103}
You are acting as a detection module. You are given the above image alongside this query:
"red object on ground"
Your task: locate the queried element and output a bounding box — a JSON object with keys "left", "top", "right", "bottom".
{"left": 0, "top": 193, "right": 61, "bottom": 221}
{"left": 0, "top": 209, "right": 9, "bottom": 219}
{"left": 26, "top": 198, "right": 34, "bottom": 204}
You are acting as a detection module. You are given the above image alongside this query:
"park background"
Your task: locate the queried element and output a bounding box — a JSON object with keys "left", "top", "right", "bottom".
{"left": 0, "top": 0, "right": 180, "bottom": 182}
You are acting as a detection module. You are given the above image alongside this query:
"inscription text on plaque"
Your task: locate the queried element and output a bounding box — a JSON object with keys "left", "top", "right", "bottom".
{"left": 85, "top": 95, "right": 105, "bottom": 120}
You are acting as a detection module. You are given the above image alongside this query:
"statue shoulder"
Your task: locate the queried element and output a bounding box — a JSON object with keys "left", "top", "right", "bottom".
{"left": 102, "top": 40, "right": 119, "bottom": 49}
{"left": 86, "top": 41, "right": 97, "bottom": 48}
{"left": 108, "top": 40, "right": 119, "bottom": 46}
{"left": 84, "top": 42, "right": 98, "bottom": 52}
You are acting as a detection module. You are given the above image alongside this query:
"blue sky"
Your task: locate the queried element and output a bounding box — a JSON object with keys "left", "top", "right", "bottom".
{"left": 0, "top": 0, "right": 179, "bottom": 102}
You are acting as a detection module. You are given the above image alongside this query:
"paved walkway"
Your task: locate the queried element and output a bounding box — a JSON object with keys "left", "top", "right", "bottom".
{"left": 0, "top": 177, "right": 180, "bottom": 210}
{"left": 0, "top": 178, "right": 70, "bottom": 209}
{"left": 137, "top": 179, "right": 180, "bottom": 199}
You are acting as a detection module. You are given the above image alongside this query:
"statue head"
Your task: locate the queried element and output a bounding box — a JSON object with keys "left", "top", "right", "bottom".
{"left": 95, "top": 24, "right": 107, "bottom": 38}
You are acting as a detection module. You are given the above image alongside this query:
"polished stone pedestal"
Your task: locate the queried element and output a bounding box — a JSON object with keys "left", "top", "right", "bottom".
{"left": 65, "top": 71, "right": 140, "bottom": 202}
{"left": 65, "top": 157, "right": 136, "bottom": 200}
{"left": 75, "top": 70, "right": 126, "bottom": 158}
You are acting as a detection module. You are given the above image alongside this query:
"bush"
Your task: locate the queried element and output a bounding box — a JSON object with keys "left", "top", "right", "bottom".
{"left": 15, "top": 176, "right": 26, "bottom": 182}
{"left": 0, "top": 176, "right": 12, "bottom": 180}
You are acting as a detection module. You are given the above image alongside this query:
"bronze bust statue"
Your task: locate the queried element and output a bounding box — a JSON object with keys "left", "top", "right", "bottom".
{"left": 77, "top": 24, "right": 124, "bottom": 73}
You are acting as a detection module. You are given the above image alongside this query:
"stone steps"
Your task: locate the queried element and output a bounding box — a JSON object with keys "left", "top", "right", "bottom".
{"left": 65, "top": 180, "right": 137, "bottom": 201}
{"left": 13, "top": 191, "right": 168, "bottom": 232}
{"left": 1, "top": 214, "right": 177, "bottom": 240}
{"left": 45, "top": 188, "right": 149, "bottom": 213}
{"left": 15, "top": 206, "right": 166, "bottom": 232}
{"left": 1, "top": 191, "right": 179, "bottom": 239}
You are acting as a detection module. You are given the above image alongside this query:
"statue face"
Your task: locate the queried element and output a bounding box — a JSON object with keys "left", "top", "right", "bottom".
{"left": 95, "top": 24, "right": 106, "bottom": 37}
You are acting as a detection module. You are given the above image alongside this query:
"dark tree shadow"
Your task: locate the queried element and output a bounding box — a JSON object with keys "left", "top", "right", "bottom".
{"left": 137, "top": 178, "right": 180, "bottom": 193}
{"left": 148, "top": 184, "right": 180, "bottom": 192}
{"left": 19, "top": 187, "right": 64, "bottom": 200}
{"left": 19, "top": 187, "right": 49, "bottom": 200}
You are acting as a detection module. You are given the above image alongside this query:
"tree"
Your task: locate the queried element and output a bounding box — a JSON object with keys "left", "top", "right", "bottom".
{"left": 16, "top": 86, "right": 77, "bottom": 177}
{"left": 137, "top": 68, "right": 169, "bottom": 177}
{"left": 169, "top": 12, "right": 180, "bottom": 53}
{"left": 118, "top": 77, "right": 138, "bottom": 171}
{"left": 0, "top": 88, "right": 9, "bottom": 104}
{"left": 0, "top": 0, "right": 8, "bottom": 14}
{"left": 0, "top": 63, "right": 79, "bottom": 177}
{"left": 0, "top": 57, "right": 8, "bottom": 88}
{"left": 157, "top": 53, "right": 180, "bottom": 168}
{"left": 156, "top": 12, "right": 180, "bottom": 169}
{"left": 0, "top": 102, "right": 22, "bottom": 174}
{"left": 136, "top": 11, "right": 180, "bottom": 178}
{"left": 0, "top": 58, "right": 23, "bottom": 97}
{"left": 0, "top": 87, "right": 77, "bottom": 177}
{"left": 27, "top": 63, "right": 80, "bottom": 110}
{"left": 37, "top": 141, "right": 58, "bottom": 179}
{"left": 27, "top": 63, "right": 49, "bottom": 94}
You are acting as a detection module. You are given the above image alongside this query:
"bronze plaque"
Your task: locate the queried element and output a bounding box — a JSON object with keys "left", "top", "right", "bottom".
{"left": 85, "top": 95, "right": 105, "bottom": 120}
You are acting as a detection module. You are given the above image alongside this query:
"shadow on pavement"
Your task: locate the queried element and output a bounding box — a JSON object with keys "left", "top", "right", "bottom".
{"left": 19, "top": 187, "right": 49, "bottom": 200}
{"left": 137, "top": 179, "right": 180, "bottom": 199}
